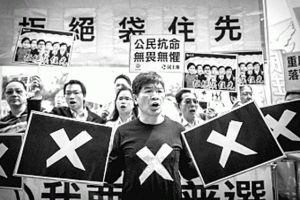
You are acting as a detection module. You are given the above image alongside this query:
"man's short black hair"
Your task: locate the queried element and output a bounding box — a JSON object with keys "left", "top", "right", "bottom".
{"left": 211, "top": 65, "right": 217, "bottom": 70}
{"left": 52, "top": 42, "right": 59, "bottom": 46}
{"left": 37, "top": 39, "right": 45, "bottom": 45}
{"left": 218, "top": 65, "right": 225, "bottom": 70}
{"left": 187, "top": 62, "right": 196, "bottom": 70}
{"left": 175, "top": 89, "right": 192, "bottom": 105}
{"left": 63, "top": 79, "right": 87, "bottom": 97}
{"left": 240, "top": 85, "right": 253, "bottom": 93}
{"left": 4, "top": 80, "right": 27, "bottom": 92}
{"left": 21, "top": 37, "right": 30, "bottom": 44}
{"left": 132, "top": 71, "right": 164, "bottom": 95}
{"left": 60, "top": 42, "right": 67, "bottom": 47}
{"left": 285, "top": 91, "right": 300, "bottom": 100}
{"left": 246, "top": 62, "right": 253, "bottom": 67}
{"left": 30, "top": 39, "right": 37, "bottom": 44}
{"left": 114, "top": 74, "right": 131, "bottom": 86}
{"left": 229, "top": 92, "right": 238, "bottom": 104}
{"left": 196, "top": 64, "right": 202, "bottom": 70}
{"left": 203, "top": 64, "right": 211, "bottom": 70}
{"left": 225, "top": 66, "right": 232, "bottom": 71}
{"left": 239, "top": 62, "right": 245, "bottom": 67}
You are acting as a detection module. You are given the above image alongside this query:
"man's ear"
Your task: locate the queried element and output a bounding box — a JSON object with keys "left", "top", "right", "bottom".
{"left": 177, "top": 102, "right": 181, "bottom": 110}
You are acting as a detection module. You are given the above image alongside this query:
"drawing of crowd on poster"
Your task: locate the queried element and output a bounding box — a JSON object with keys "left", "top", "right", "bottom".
{"left": 183, "top": 53, "right": 238, "bottom": 91}
{"left": 13, "top": 28, "right": 74, "bottom": 67}
{"left": 228, "top": 51, "right": 265, "bottom": 85}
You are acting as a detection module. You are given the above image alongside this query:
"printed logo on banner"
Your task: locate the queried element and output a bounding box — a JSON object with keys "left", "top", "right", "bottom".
{"left": 15, "top": 111, "right": 112, "bottom": 185}
{"left": 261, "top": 99, "right": 300, "bottom": 153}
{"left": 182, "top": 101, "right": 285, "bottom": 187}
{"left": 0, "top": 134, "right": 23, "bottom": 190}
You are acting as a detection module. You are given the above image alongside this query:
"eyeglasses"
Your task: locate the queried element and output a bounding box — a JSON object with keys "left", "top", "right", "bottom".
{"left": 118, "top": 97, "right": 132, "bottom": 101}
{"left": 183, "top": 98, "right": 199, "bottom": 104}
{"left": 65, "top": 91, "right": 82, "bottom": 96}
{"left": 241, "top": 92, "right": 253, "bottom": 96}
{"left": 5, "top": 89, "right": 24, "bottom": 95}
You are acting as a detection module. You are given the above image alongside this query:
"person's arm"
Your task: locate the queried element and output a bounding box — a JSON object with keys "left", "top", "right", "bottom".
{"left": 26, "top": 75, "right": 44, "bottom": 120}
{"left": 105, "top": 127, "right": 124, "bottom": 183}
{"left": 179, "top": 135, "right": 199, "bottom": 180}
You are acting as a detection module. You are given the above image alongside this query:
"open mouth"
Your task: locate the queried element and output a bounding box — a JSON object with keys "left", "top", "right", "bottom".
{"left": 151, "top": 102, "right": 160, "bottom": 108}
{"left": 10, "top": 99, "right": 19, "bottom": 103}
{"left": 69, "top": 101, "right": 76, "bottom": 105}
{"left": 190, "top": 108, "right": 196, "bottom": 113}
{"left": 120, "top": 105, "right": 126, "bottom": 108}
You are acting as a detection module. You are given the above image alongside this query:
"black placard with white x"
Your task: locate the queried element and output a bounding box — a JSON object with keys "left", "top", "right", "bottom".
{"left": 182, "top": 101, "right": 285, "bottom": 187}
{"left": 15, "top": 111, "right": 112, "bottom": 185}
{"left": 261, "top": 99, "right": 300, "bottom": 153}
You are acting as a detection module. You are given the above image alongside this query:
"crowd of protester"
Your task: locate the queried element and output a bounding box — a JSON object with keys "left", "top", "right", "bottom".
{"left": 0, "top": 71, "right": 298, "bottom": 200}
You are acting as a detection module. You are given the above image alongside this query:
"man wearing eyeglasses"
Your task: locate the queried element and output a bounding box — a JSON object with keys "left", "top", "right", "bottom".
{"left": 175, "top": 89, "right": 204, "bottom": 129}
{"left": 0, "top": 77, "right": 42, "bottom": 133}
{"left": 49, "top": 79, "right": 105, "bottom": 123}
{"left": 231, "top": 85, "right": 253, "bottom": 109}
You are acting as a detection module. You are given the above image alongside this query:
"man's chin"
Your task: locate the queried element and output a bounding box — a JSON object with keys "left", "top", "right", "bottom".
{"left": 68, "top": 104, "right": 78, "bottom": 109}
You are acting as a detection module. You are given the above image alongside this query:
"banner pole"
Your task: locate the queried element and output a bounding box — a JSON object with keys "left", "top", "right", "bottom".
{"left": 262, "top": 0, "right": 273, "bottom": 106}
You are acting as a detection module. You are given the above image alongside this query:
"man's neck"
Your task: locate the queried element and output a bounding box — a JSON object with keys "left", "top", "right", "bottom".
{"left": 11, "top": 104, "right": 27, "bottom": 117}
{"left": 71, "top": 107, "right": 85, "bottom": 115}
{"left": 139, "top": 113, "right": 164, "bottom": 125}
{"left": 185, "top": 115, "right": 196, "bottom": 124}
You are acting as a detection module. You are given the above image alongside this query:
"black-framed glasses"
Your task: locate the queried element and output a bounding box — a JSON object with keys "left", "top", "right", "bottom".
{"left": 241, "top": 92, "right": 253, "bottom": 96}
{"left": 183, "top": 98, "right": 198, "bottom": 104}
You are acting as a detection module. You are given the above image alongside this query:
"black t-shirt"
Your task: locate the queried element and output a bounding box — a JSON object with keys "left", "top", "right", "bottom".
{"left": 106, "top": 117, "right": 197, "bottom": 200}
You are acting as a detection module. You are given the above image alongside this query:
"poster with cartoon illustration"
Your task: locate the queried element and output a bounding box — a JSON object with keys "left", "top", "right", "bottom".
{"left": 13, "top": 27, "right": 74, "bottom": 67}
{"left": 183, "top": 53, "right": 238, "bottom": 91}
{"left": 220, "top": 51, "right": 264, "bottom": 85}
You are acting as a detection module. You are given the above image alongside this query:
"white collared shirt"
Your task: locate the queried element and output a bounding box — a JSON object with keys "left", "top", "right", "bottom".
{"left": 70, "top": 108, "right": 88, "bottom": 121}
{"left": 106, "top": 115, "right": 135, "bottom": 131}
{"left": 180, "top": 116, "right": 204, "bottom": 130}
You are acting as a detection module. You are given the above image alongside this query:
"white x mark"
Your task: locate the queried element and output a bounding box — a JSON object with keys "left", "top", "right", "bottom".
{"left": 0, "top": 143, "right": 8, "bottom": 178}
{"left": 136, "top": 143, "right": 173, "bottom": 184}
{"left": 265, "top": 109, "right": 300, "bottom": 141}
{"left": 207, "top": 120, "right": 257, "bottom": 168}
{"left": 46, "top": 129, "right": 92, "bottom": 171}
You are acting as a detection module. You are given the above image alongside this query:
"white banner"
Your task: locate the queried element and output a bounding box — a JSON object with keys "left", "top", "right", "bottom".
{"left": 0, "top": 166, "right": 273, "bottom": 200}
{"left": 0, "top": 0, "right": 264, "bottom": 66}
{"left": 130, "top": 34, "right": 184, "bottom": 73}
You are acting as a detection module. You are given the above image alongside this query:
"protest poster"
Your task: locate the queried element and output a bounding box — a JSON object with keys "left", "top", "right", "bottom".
{"left": 129, "top": 34, "right": 184, "bottom": 73}
{"left": 15, "top": 111, "right": 112, "bottom": 185}
{"left": 261, "top": 99, "right": 300, "bottom": 153}
{"left": 182, "top": 101, "right": 284, "bottom": 187}
{"left": 184, "top": 52, "right": 238, "bottom": 91}
{"left": 0, "top": 134, "right": 23, "bottom": 190}
{"left": 13, "top": 27, "right": 74, "bottom": 67}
